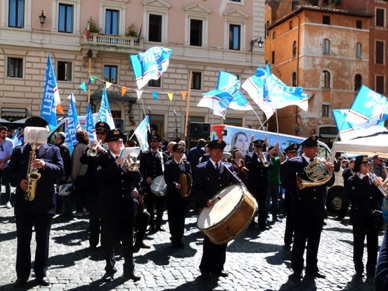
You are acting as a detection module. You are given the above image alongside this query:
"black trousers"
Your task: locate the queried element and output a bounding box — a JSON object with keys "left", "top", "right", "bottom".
{"left": 252, "top": 187, "right": 268, "bottom": 229}
{"left": 102, "top": 218, "right": 134, "bottom": 274}
{"left": 135, "top": 211, "right": 150, "bottom": 242}
{"left": 167, "top": 198, "right": 188, "bottom": 244}
{"left": 146, "top": 193, "right": 165, "bottom": 228}
{"left": 352, "top": 222, "right": 379, "bottom": 275}
{"left": 291, "top": 217, "right": 323, "bottom": 273}
{"left": 86, "top": 192, "right": 102, "bottom": 248}
{"left": 284, "top": 192, "right": 294, "bottom": 246}
{"left": 199, "top": 236, "right": 227, "bottom": 274}
{"left": 16, "top": 214, "right": 53, "bottom": 280}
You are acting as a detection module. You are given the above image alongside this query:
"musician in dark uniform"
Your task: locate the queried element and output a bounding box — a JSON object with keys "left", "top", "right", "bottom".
{"left": 282, "top": 135, "right": 334, "bottom": 279}
{"left": 280, "top": 143, "right": 299, "bottom": 250}
{"left": 343, "top": 155, "right": 385, "bottom": 278}
{"left": 7, "top": 117, "right": 64, "bottom": 288}
{"left": 164, "top": 143, "right": 192, "bottom": 248}
{"left": 95, "top": 129, "right": 141, "bottom": 282}
{"left": 193, "top": 139, "right": 237, "bottom": 278}
{"left": 245, "top": 139, "right": 272, "bottom": 231}
{"left": 80, "top": 121, "right": 110, "bottom": 250}
{"left": 139, "top": 131, "right": 168, "bottom": 232}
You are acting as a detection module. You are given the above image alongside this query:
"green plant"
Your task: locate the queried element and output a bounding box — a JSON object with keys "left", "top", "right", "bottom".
{"left": 125, "top": 23, "right": 138, "bottom": 37}
{"left": 88, "top": 17, "right": 100, "bottom": 33}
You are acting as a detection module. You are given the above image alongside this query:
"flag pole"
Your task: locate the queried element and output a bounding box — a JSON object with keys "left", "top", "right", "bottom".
{"left": 87, "top": 58, "right": 91, "bottom": 103}
{"left": 184, "top": 71, "right": 193, "bottom": 138}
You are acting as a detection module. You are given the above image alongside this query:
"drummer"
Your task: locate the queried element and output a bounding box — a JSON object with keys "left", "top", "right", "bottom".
{"left": 193, "top": 139, "right": 238, "bottom": 279}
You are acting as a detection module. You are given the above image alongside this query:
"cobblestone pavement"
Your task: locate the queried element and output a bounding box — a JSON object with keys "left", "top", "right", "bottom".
{"left": 0, "top": 203, "right": 383, "bottom": 291}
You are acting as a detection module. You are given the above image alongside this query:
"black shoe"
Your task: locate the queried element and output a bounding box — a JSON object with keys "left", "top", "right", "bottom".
{"left": 259, "top": 226, "right": 270, "bottom": 231}
{"left": 14, "top": 278, "right": 27, "bottom": 288}
{"left": 147, "top": 225, "right": 155, "bottom": 232}
{"left": 155, "top": 226, "right": 165, "bottom": 232}
{"left": 284, "top": 244, "right": 291, "bottom": 251}
{"left": 306, "top": 271, "right": 326, "bottom": 279}
{"left": 134, "top": 241, "right": 151, "bottom": 249}
{"left": 199, "top": 272, "right": 212, "bottom": 280}
{"left": 35, "top": 277, "right": 50, "bottom": 286}
{"left": 215, "top": 271, "right": 229, "bottom": 277}
{"left": 123, "top": 271, "right": 141, "bottom": 282}
{"left": 292, "top": 272, "right": 303, "bottom": 279}
{"left": 102, "top": 270, "right": 116, "bottom": 282}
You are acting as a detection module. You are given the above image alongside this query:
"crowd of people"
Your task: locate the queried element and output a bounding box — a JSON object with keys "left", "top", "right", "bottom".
{"left": 1, "top": 117, "right": 388, "bottom": 289}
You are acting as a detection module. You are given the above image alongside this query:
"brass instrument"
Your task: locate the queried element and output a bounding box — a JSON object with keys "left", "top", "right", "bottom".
{"left": 179, "top": 172, "right": 192, "bottom": 198}
{"left": 367, "top": 171, "right": 387, "bottom": 197}
{"left": 297, "top": 157, "right": 332, "bottom": 190}
{"left": 120, "top": 147, "right": 141, "bottom": 171}
{"left": 258, "top": 153, "right": 270, "bottom": 167}
{"left": 90, "top": 140, "right": 102, "bottom": 157}
{"left": 25, "top": 144, "right": 41, "bottom": 201}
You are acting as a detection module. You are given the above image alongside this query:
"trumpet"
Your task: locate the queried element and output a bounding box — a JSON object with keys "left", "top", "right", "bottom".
{"left": 90, "top": 140, "right": 102, "bottom": 157}
{"left": 258, "top": 153, "right": 270, "bottom": 167}
{"left": 367, "top": 171, "right": 387, "bottom": 197}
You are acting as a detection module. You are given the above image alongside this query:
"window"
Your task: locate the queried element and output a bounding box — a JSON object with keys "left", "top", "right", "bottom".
{"left": 148, "top": 79, "right": 161, "bottom": 87}
{"left": 7, "top": 57, "right": 23, "bottom": 78}
{"left": 292, "top": 72, "right": 297, "bottom": 87}
{"left": 58, "top": 4, "right": 73, "bottom": 33}
{"left": 321, "top": 70, "right": 331, "bottom": 88}
{"left": 289, "top": 21, "right": 293, "bottom": 30}
{"left": 376, "top": 75, "right": 385, "bottom": 94}
{"left": 191, "top": 72, "right": 202, "bottom": 90}
{"left": 356, "top": 20, "right": 362, "bottom": 29}
{"left": 376, "top": 8, "right": 385, "bottom": 27}
{"left": 149, "top": 14, "right": 162, "bottom": 42}
{"left": 356, "top": 42, "right": 362, "bottom": 58}
{"left": 105, "top": 9, "right": 119, "bottom": 35}
{"left": 354, "top": 74, "right": 362, "bottom": 91}
{"left": 229, "top": 24, "right": 241, "bottom": 50}
{"left": 271, "top": 51, "right": 275, "bottom": 64}
{"left": 322, "top": 104, "right": 330, "bottom": 118}
{"left": 272, "top": 31, "right": 276, "bottom": 39}
{"left": 323, "top": 38, "right": 330, "bottom": 55}
{"left": 292, "top": 1, "right": 298, "bottom": 10}
{"left": 57, "top": 61, "right": 72, "bottom": 81}
{"left": 190, "top": 19, "right": 203, "bottom": 46}
{"left": 323, "top": 16, "right": 330, "bottom": 25}
{"left": 293, "top": 41, "right": 297, "bottom": 58}
{"left": 225, "top": 117, "right": 242, "bottom": 127}
{"left": 376, "top": 41, "right": 384, "bottom": 64}
{"left": 149, "top": 114, "right": 164, "bottom": 137}
{"left": 8, "top": 0, "right": 24, "bottom": 28}
{"left": 104, "top": 65, "right": 118, "bottom": 84}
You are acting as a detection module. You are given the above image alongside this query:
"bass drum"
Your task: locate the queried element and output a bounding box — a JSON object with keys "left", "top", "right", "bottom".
{"left": 150, "top": 175, "right": 167, "bottom": 196}
{"left": 197, "top": 184, "right": 258, "bottom": 245}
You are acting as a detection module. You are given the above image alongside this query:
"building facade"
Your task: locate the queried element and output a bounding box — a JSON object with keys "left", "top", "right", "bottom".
{"left": 0, "top": 0, "right": 265, "bottom": 142}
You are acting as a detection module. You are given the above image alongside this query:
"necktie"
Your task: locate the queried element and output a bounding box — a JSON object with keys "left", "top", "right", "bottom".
{"left": 310, "top": 158, "right": 314, "bottom": 163}
{"left": 116, "top": 156, "right": 119, "bottom": 160}
{"left": 215, "top": 162, "right": 219, "bottom": 175}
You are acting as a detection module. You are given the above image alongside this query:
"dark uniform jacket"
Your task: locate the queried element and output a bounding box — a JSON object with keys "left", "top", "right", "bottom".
{"left": 7, "top": 143, "right": 64, "bottom": 215}
{"left": 139, "top": 149, "right": 168, "bottom": 181}
{"left": 193, "top": 160, "right": 237, "bottom": 210}
{"left": 282, "top": 156, "right": 335, "bottom": 219}
{"left": 344, "top": 174, "right": 384, "bottom": 227}
{"left": 95, "top": 152, "right": 141, "bottom": 220}
{"left": 245, "top": 152, "right": 272, "bottom": 192}
{"left": 164, "top": 159, "right": 192, "bottom": 201}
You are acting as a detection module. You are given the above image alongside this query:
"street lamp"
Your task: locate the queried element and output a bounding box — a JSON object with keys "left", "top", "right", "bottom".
{"left": 39, "top": 10, "right": 46, "bottom": 26}
{"left": 250, "top": 37, "right": 264, "bottom": 51}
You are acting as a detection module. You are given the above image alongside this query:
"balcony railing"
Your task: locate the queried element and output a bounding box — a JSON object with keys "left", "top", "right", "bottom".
{"left": 83, "top": 33, "right": 143, "bottom": 49}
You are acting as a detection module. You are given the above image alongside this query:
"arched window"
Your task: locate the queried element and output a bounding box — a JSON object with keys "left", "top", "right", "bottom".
{"left": 323, "top": 38, "right": 330, "bottom": 55}
{"left": 272, "top": 31, "right": 276, "bottom": 39}
{"left": 292, "top": 72, "right": 297, "bottom": 87}
{"left": 321, "top": 70, "right": 331, "bottom": 88}
{"left": 354, "top": 74, "right": 362, "bottom": 91}
{"left": 356, "top": 42, "right": 362, "bottom": 58}
{"left": 289, "top": 21, "right": 293, "bottom": 30}
{"left": 293, "top": 41, "right": 297, "bottom": 58}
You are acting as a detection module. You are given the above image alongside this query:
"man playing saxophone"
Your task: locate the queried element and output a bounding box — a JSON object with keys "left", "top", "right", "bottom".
{"left": 282, "top": 135, "right": 334, "bottom": 280}
{"left": 7, "top": 117, "right": 64, "bottom": 288}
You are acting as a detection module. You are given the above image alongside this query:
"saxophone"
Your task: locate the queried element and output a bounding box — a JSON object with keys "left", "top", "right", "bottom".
{"left": 25, "top": 144, "right": 41, "bottom": 201}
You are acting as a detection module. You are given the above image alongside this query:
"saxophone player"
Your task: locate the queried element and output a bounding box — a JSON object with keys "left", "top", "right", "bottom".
{"left": 282, "top": 135, "right": 334, "bottom": 280}
{"left": 163, "top": 143, "right": 192, "bottom": 248}
{"left": 7, "top": 117, "right": 64, "bottom": 288}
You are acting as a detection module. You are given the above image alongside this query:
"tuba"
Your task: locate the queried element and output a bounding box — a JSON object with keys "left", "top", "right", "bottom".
{"left": 25, "top": 144, "right": 41, "bottom": 201}
{"left": 179, "top": 172, "right": 192, "bottom": 198}
{"left": 297, "top": 157, "right": 332, "bottom": 190}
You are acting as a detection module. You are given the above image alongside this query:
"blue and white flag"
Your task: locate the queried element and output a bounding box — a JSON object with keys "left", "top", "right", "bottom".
{"left": 346, "top": 85, "right": 388, "bottom": 128}
{"left": 65, "top": 94, "right": 81, "bottom": 154}
{"left": 98, "top": 88, "right": 115, "bottom": 130}
{"left": 40, "top": 54, "right": 64, "bottom": 130}
{"left": 134, "top": 116, "right": 150, "bottom": 150}
{"left": 242, "top": 64, "right": 308, "bottom": 119}
{"left": 197, "top": 71, "right": 248, "bottom": 118}
{"left": 130, "top": 47, "right": 172, "bottom": 90}
{"left": 333, "top": 109, "right": 386, "bottom": 141}
{"left": 85, "top": 103, "right": 96, "bottom": 143}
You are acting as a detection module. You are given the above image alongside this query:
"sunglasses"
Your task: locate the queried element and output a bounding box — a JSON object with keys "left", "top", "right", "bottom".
{"left": 254, "top": 145, "right": 262, "bottom": 148}
{"left": 151, "top": 140, "right": 158, "bottom": 143}
{"left": 96, "top": 132, "right": 106, "bottom": 135}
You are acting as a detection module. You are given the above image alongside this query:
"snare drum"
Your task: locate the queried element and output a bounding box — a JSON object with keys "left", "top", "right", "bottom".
{"left": 150, "top": 175, "right": 167, "bottom": 196}
{"left": 197, "top": 184, "right": 257, "bottom": 245}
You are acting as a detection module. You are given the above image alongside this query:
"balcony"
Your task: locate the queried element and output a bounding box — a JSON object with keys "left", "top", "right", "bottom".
{"left": 82, "top": 33, "right": 143, "bottom": 54}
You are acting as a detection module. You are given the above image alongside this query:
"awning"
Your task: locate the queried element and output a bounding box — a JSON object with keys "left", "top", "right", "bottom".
{"left": 1, "top": 108, "right": 27, "bottom": 117}
{"left": 320, "top": 133, "right": 338, "bottom": 139}
{"left": 90, "top": 90, "right": 137, "bottom": 103}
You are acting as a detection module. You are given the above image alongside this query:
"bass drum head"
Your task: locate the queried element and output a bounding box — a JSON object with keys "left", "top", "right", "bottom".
{"left": 197, "top": 185, "right": 243, "bottom": 230}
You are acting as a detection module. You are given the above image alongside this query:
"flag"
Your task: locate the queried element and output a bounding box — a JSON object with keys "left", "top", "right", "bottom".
{"left": 345, "top": 85, "right": 388, "bottom": 128}
{"left": 197, "top": 71, "right": 248, "bottom": 118}
{"left": 135, "top": 23, "right": 142, "bottom": 45}
{"left": 40, "top": 53, "right": 64, "bottom": 130}
{"left": 130, "top": 47, "right": 172, "bottom": 89}
{"left": 98, "top": 88, "right": 115, "bottom": 129}
{"left": 134, "top": 116, "right": 150, "bottom": 150}
{"left": 333, "top": 109, "right": 387, "bottom": 141}
{"left": 65, "top": 94, "right": 81, "bottom": 154}
{"left": 11, "top": 127, "right": 21, "bottom": 146}
{"left": 85, "top": 103, "right": 96, "bottom": 142}
{"left": 242, "top": 64, "right": 308, "bottom": 119}
{"left": 86, "top": 22, "right": 90, "bottom": 39}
